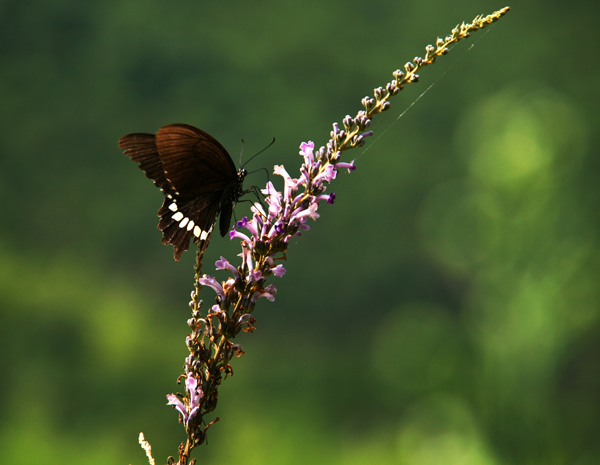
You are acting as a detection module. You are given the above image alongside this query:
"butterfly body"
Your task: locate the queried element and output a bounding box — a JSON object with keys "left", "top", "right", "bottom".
{"left": 119, "top": 123, "right": 246, "bottom": 261}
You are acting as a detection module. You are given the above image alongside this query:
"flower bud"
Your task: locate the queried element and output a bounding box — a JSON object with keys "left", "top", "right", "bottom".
{"left": 393, "top": 69, "right": 405, "bottom": 81}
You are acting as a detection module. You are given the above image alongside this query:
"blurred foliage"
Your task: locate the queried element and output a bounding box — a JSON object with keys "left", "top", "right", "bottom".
{"left": 1, "top": 1, "right": 599, "bottom": 464}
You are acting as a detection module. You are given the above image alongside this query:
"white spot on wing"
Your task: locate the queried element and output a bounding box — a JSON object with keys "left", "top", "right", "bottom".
{"left": 172, "top": 212, "right": 184, "bottom": 222}
{"left": 200, "top": 229, "right": 209, "bottom": 240}
{"left": 186, "top": 220, "right": 195, "bottom": 231}
{"left": 193, "top": 226, "right": 201, "bottom": 237}
{"left": 168, "top": 202, "right": 178, "bottom": 212}
{"left": 179, "top": 217, "right": 189, "bottom": 228}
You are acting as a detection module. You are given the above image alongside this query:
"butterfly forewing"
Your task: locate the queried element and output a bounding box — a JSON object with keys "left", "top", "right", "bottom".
{"left": 156, "top": 124, "right": 237, "bottom": 198}
{"left": 118, "top": 133, "right": 173, "bottom": 193}
{"left": 119, "top": 123, "right": 246, "bottom": 262}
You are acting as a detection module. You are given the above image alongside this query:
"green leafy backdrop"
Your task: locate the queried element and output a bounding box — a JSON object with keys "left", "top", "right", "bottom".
{"left": 1, "top": 1, "right": 598, "bottom": 464}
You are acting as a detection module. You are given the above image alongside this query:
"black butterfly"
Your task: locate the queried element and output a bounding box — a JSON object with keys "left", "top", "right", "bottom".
{"left": 119, "top": 123, "right": 247, "bottom": 262}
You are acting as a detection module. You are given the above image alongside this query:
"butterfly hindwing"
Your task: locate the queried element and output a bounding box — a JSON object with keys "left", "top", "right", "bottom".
{"left": 157, "top": 194, "right": 222, "bottom": 261}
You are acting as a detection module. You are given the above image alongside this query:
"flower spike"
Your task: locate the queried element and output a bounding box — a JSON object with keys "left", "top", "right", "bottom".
{"left": 157, "top": 7, "right": 510, "bottom": 464}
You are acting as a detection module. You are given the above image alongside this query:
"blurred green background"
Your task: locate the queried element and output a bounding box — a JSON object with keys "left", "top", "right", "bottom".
{"left": 2, "top": 1, "right": 598, "bottom": 464}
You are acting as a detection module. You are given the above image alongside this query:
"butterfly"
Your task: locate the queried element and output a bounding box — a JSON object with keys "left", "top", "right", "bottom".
{"left": 119, "top": 123, "right": 247, "bottom": 262}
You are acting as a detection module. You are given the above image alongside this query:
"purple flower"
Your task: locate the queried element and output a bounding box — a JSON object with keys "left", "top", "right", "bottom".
{"left": 251, "top": 284, "right": 277, "bottom": 303}
{"left": 299, "top": 141, "right": 315, "bottom": 165}
{"left": 273, "top": 222, "right": 285, "bottom": 236}
{"left": 215, "top": 256, "right": 239, "bottom": 280}
{"left": 229, "top": 228, "right": 251, "bottom": 244}
{"left": 336, "top": 161, "right": 356, "bottom": 173}
{"left": 353, "top": 130, "right": 373, "bottom": 147}
{"left": 166, "top": 395, "right": 186, "bottom": 419}
{"left": 273, "top": 164, "right": 299, "bottom": 202}
{"left": 262, "top": 181, "right": 282, "bottom": 204}
{"left": 239, "top": 243, "right": 254, "bottom": 271}
{"left": 210, "top": 303, "right": 226, "bottom": 318}
{"left": 248, "top": 268, "right": 263, "bottom": 283}
{"left": 236, "top": 216, "right": 259, "bottom": 240}
{"left": 198, "top": 275, "right": 225, "bottom": 299}
{"left": 291, "top": 202, "right": 320, "bottom": 222}
{"left": 271, "top": 264, "right": 286, "bottom": 277}
{"left": 313, "top": 164, "right": 337, "bottom": 185}
{"left": 166, "top": 375, "right": 203, "bottom": 427}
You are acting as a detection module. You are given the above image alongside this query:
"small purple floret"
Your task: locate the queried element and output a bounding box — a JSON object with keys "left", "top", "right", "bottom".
{"left": 166, "top": 394, "right": 187, "bottom": 422}
{"left": 166, "top": 375, "right": 204, "bottom": 427}
{"left": 313, "top": 164, "right": 337, "bottom": 185}
{"left": 300, "top": 141, "right": 315, "bottom": 165}
{"left": 251, "top": 284, "right": 278, "bottom": 303}
{"left": 199, "top": 275, "right": 225, "bottom": 299}
{"left": 215, "top": 257, "right": 239, "bottom": 279}
{"left": 271, "top": 264, "right": 286, "bottom": 277}
{"left": 336, "top": 161, "right": 356, "bottom": 173}
{"left": 273, "top": 222, "right": 285, "bottom": 236}
{"left": 230, "top": 229, "right": 251, "bottom": 244}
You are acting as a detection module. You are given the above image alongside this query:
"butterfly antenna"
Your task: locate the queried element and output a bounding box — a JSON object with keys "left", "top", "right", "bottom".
{"left": 233, "top": 137, "right": 275, "bottom": 224}
{"left": 241, "top": 138, "right": 276, "bottom": 169}
{"left": 238, "top": 139, "right": 246, "bottom": 166}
